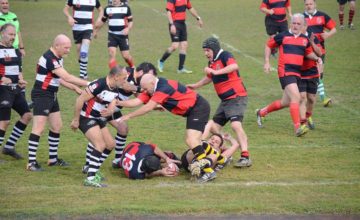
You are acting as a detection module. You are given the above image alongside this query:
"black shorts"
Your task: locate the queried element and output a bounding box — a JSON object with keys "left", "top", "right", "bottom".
{"left": 170, "top": 21, "right": 187, "bottom": 42}
{"left": 72, "top": 30, "right": 93, "bottom": 44}
{"left": 279, "top": 75, "right": 301, "bottom": 90}
{"left": 338, "top": 0, "right": 355, "bottom": 4}
{"left": 0, "top": 85, "right": 30, "bottom": 120}
{"left": 299, "top": 78, "right": 319, "bottom": 94}
{"left": 213, "top": 96, "right": 248, "bottom": 126}
{"left": 108, "top": 33, "right": 130, "bottom": 51}
{"left": 185, "top": 95, "right": 210, "bottom": 132}
{"left": 31, "top": 89, "right": 60, "bottom": 116}
{"left": 265, "top": 16, "right": 288, "bottom": 36}
{"left": 79, "top": 115, "right": 107, "bottom": 134}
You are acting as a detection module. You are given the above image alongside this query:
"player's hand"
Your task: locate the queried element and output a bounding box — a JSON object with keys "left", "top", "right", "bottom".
{"left": 186, "top": 84, "right": 197, "bottom": 90}
{"left": 170, "top": 24, "right": 176, "bottom": 35}
{"left": 264, "top": 62, "right": 271, "bottom": 74}
{"left": 70, "top": 119, "right": 79, "bottom": 131}
{"left": 123, "top": 27, "right": 129, "bottom": 35}
{"left": 268, "top": 9, "right": 275, "bottom": 15}
{"left": 100, "top": 108, "right": 114, "bottom": 117}
{"left": 198, "top": 19, "right": 203, "bottom": 28}
{"left": 320, "top": 32, "right": 329, "bottom": 40}
{"left": 67, "top": 16, "right": 77, "bottom": 26}
{"left": 116, "top": 115, "right": 130, "bottom": 123}
{"left": 154, "top": 105, "right": 165, "bottom": 111}
{"left": 75, "top": 87, "right": 83, "bottom": 95}
{"left": 165, "top": 157, "right": 181, "bottom": 166}
{"left": 1, "top": 77, "right": 12, "bottom": 85}
{"left": 204, "top": 67, "right": 214, "bottom": 75}
{"left": 18, "top": 79, "right": 27, "bottom": 88}
{"left": 161, "top": 167, "right": 178, "bottom": 177}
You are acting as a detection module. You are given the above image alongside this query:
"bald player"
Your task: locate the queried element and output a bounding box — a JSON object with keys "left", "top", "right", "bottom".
{"left": 26, "top": 34, "right": 88, "bottom": 172}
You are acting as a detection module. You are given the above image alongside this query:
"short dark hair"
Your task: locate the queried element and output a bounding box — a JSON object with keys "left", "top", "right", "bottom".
{"left": 136, "top": 62, "right": 157, "bottom": 83}
{"left": 0, "top": 23, "right": 15, "bottom": 33}
{"left": 109, "top": 65, "right": 125, "bottom": 76}
{"left": 141, "top": 155, "right": 161, "bottom": 174}
{"left": 211, "top": 133, "right": 224, "bottom": 147}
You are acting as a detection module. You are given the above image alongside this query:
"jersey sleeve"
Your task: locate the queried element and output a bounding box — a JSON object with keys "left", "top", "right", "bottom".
{"left": 87, "top": 79, "right": 104, "bottom": 96}
{"left": 96, "top": 0, "right": 101, "bottom": 9}
{"left": 324, "top": 14, "right": 336, "bottom": 30}
{"left": 150, "top": 87, "right": 172, "bottom": 105}
{"left": 47, "top": 58, "right": 62, "bottom": 72}
{"left": 285, "top": 0, "right": 290, "bottom": 7}
{"left": 187, "top": 0, "right": 192, "bottom": 9}
{"left": 260, "top": 0, "right": 269, "bottom": 9}
{"left": 267, "top": 33, "right": 283, "bottom": 48}
{"left": 16, "top": 49, "right": 22, "bottom": 72}
{"left": 102, "top": 7, "right": 109, "bottom": 22}
{"left": 67, "top": 0, "right": 73, "bottom": 6}
{"left": 137, "top": 92, "right": 151, "bottom": 104}
{"left": 166, "top": 0, "right": 175, "bottom": 12}
{"left": 222, "top": 51, "right": 236, "bottom": 66}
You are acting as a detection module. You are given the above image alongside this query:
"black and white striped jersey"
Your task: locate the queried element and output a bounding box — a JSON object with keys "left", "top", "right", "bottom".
{"left": 67, "top": 0, "right": 101, "bottom": 31}
{"left": 0, "top": 45, "right": 22, "bottom": 84}
{"left": 102, "top": 4, "right": 132, "bottom": 35}
{"left": 81, "top": 77, "right": 119, "bottom": 119}
{"left": 33, "top": 49, "right": 62, "bottom": 93}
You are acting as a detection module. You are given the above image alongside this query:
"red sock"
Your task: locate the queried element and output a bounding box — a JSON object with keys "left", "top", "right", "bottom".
{"left": 125, "top": 58, "right": 134, "bottom": 68}
{"left": 306, "top": 111, "right": 312, "bottom": 119}
{"left": 300, "top": 118, "right": 307, "bottom": 125}
{"left": 109, "top": 59, "right": 117, "bottom": 69}
{"left": 241, "top": 150, "right": 249, "bottom": 158}
{"left": 349, "top": 9, "right": 355, "bottom": 25}
{"left": 289, "top": 102, "right": 300, "bottom": 130}
{"left": 339, "top": 13, "right": 344, "bottom": 25}
{"left": 260, "top": 100, "right": 282, "bottom": 117}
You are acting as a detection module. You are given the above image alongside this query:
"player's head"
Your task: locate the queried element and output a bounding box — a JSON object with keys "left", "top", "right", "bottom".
{"left": 141, "top": 155, "right": 161, "bottom": 174}
{"left": 208, "top": 133, "right": 224, "bottom": 149}
{"left": 140, "top": 73, "right": 157, "bottom": 96}
{"left": 304, "top": 0, "right": 316, "bottom": 14}
{"left": 291, "top": 13, "right": 306, "bottom": 35}
{"left": 53, "top": 34, "right": 72, "bottom": 57}
{"left": 202, "top": 37, "right": 221, "bottom": 61}
{"left": 109, "top": 65, "right": 128, "bottom": 88}
{"left": 0, "top": 23, "right": 16, "bottom": 46}
{"left": 135, "top": 62, "right": 157, "bottom": 84}
{"left": 0, "top": 0, "right": 9, "bottom": 14}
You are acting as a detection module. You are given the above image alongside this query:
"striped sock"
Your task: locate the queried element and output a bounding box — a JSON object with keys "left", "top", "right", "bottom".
{"left": 79, "top": 59, "right": 88, "bottom": 79}
{"left": 115, "top": 133, "right": 126, "bottom": 159}
{"left": 317, "top": 77, "right": 325, "bottom": 101}
{"left": 85, "top": 142, "right": 95, "bottom": 166}
{"left": 0, "top": 129, "right": 5, "bottom": 147}
{"left": 48, "top": 131, "right": 60, "bottom": 164}
{"left": 87, "top": 148, "right": 102, "bottom": 180}
{"left": 4, "top": 121, "right": 27, "bottom": 150}
{"left": 28, "top": 133, "right": 40, "bottom": 164}
{"left": 99, "top": 148, "right": 112, "bottom": 166}
{"left": 339, "top": 13, "right": 344, "bottom": 25}
{"left": 349, "top": 9, "right": 355, "bottom": 25}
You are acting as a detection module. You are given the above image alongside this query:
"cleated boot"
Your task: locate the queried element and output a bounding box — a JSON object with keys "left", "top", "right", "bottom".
{"left": 84, "top": 178, "right": 107, "bottom": 188}
{"left": 295, "top": 124, "right": 309, "bottom": 137}
{"left": 157, "top": 60, "right": 164, "bottom": 73}
{"left": 177, "top": 68, "right": 192, "bottom": 74}
{"left": 27, "top": 161, "right": 43, "bottom": 171}
{"left": 2, "top": 147, "right": 23, "bottom": 160}
{"left": 323, "top": 97, "right": 332, "bottom": 107}
{"left": 48, "top": 158, "right": 70, "bottom": 166}
{"left": 255, "top": 109, "right": 264, "bottom": 128}
{"left": 197, "top": 171, "right": 216, "bottom": 183}
{"left": 234, "top": 157, "right": 252, "bottom": 168}
{"left": 307, "top": 116, "right": 315, "bottom": 130}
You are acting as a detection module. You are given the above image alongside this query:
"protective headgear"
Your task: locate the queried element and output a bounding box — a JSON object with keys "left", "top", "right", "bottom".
{"left": 202, "top": 37, "right": 221, "bottom": 56}
{"left": 141, "top": 155, "right": 161, "bottom": 174}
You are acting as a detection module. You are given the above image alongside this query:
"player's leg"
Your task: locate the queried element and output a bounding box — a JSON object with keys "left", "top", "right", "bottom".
{"left": 47, "top": 111, "right": 68, "bottom": 166}
{"left": 338, "top": 1, "right": 346, "bottom": 29}
{"left": 109, "top": 118, "right": 128, "bottom": 168}
{"left": 79, "top": 38, "right": 91, "bottom": 79}
{"left": 158, "top": 23, "right": 180, "bottom": 72}
{"left": 119, "top": 36, "right": 134, "bottom": 68}
{"left": 348, "top": 0, "right": 356, "bottom": 29}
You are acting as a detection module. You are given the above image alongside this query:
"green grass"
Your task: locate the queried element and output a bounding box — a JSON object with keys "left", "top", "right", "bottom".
{"left": 1, "top": 0, "right": 360, "bottom": 218}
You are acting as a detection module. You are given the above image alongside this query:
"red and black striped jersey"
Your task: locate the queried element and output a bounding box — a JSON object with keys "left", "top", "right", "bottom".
{"left": 301, "top": 32, "right": 320, "bottom": 79}
{"left": 102, "top": 4, "right": 132, "bottom": 36}
{"left": 33, "top": 49, "right": 62, "bottom": 92}
{"left": 80, "top": 77, "right": 119, "bottom": 119}
{"left": 137, "top": 77, "right": 197, "bottom": 116}
{"left": 166, "top": 0, "right": 192, "bottom": 22}
{"left": 67, "top": 0, "right": 101, "bottom": 31}
{"left": 304, "top": 10, "right": 336, "bottom": 53}
{"left": 206, "top": 50, "right": 247, "bottom": 101}
{"left": 267, "top": 30, "right": 313, "bottom": 78}
{"left": 260, "top": 0, "right": 290, "bottom": 22}
{"left": 0, "top": 45, "right": 22, "bottom": 84}
{"left": 121, "top": 142, "right": 157, "bottom": 180}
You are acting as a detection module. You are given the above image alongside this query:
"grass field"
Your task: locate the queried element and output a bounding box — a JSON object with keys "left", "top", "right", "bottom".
{"left": 1, "top": 0, "right": 360, "bottom": 218}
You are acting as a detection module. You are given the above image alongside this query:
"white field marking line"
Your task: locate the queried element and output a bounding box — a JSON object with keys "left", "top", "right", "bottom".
{"left": 251, "top": 145, "right": 356, "bottom": 149}
{"left": 3, "top": 180, "right": 360, "bottom": 190}
{"left": 139, "top": 2, "right": 276, "bottom": 72}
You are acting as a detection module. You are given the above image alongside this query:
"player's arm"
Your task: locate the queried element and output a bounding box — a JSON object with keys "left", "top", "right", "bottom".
{"left": 188, "top": 7, "right": 203, "bottom": 28}
{"left": 63, "top": 4, "right": 76, "bottom": 26}
{"left": 221, "top": 134, "right": 240, "bottom": 160}
{"left": 264, "top": 44, "right": 272, "bottom": 74}
{"left": 60, "top": 79, "right": 82, "bottom": 95}
{"left": 146, "top": 167, "right": 176, "bottom": 177}
{"left": 71, "top": 88, "right": 95, "bottom": 130}
{"left": 286, "top": 6, "right": 292, "bottom": 18}
{"left": 17, "top": 31, "right": 25, "bottom": 57}
{"left": 260, "top": 4, "right": 274, "bottom": 15}
{"left": 321, "top": 27, "right": 337, "bottom": 40}
{"left": 186, "top": 76, "right": 212, "bottom": 90}
{"left": 154, "top": 146, "right": 180, "bottom": 165}
{"left": 116, "top": 97, "right": 143, "bottom": 108}
{"left": 53, "top": 67, "right": 88, "bottom": 87}
{"left": 208, "top": 63, "right": 238, "bottom": 76}
{"left": 166, "top": 10, "right": 176, "bottom": 35}
{"left": 309, "top": 34, "right": 322, "bottom": 57}
{"left": 120, "top": 99, "right": 158, "bottom": 121}
{"left": 96, "top": 5, "right": 104, "bottom": 23}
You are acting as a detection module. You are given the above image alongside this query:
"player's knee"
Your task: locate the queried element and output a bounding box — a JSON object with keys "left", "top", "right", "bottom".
{"left": 21, "top": 112, "right": 33, "bottom": 124}
{"left": 79, "top": 43, "right": 90, "bottom": 62}
{"left": 116, "top": 123, "right": 128, "bottom": 135}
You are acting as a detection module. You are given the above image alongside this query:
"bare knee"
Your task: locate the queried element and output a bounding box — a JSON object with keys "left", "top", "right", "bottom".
{"left": 21, "top": 112, "right": 33, "bottom": 124}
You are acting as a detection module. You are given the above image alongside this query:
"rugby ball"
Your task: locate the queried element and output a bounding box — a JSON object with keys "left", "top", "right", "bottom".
{"left": 167, "top": 163, "right": 179, "bottom": 174}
